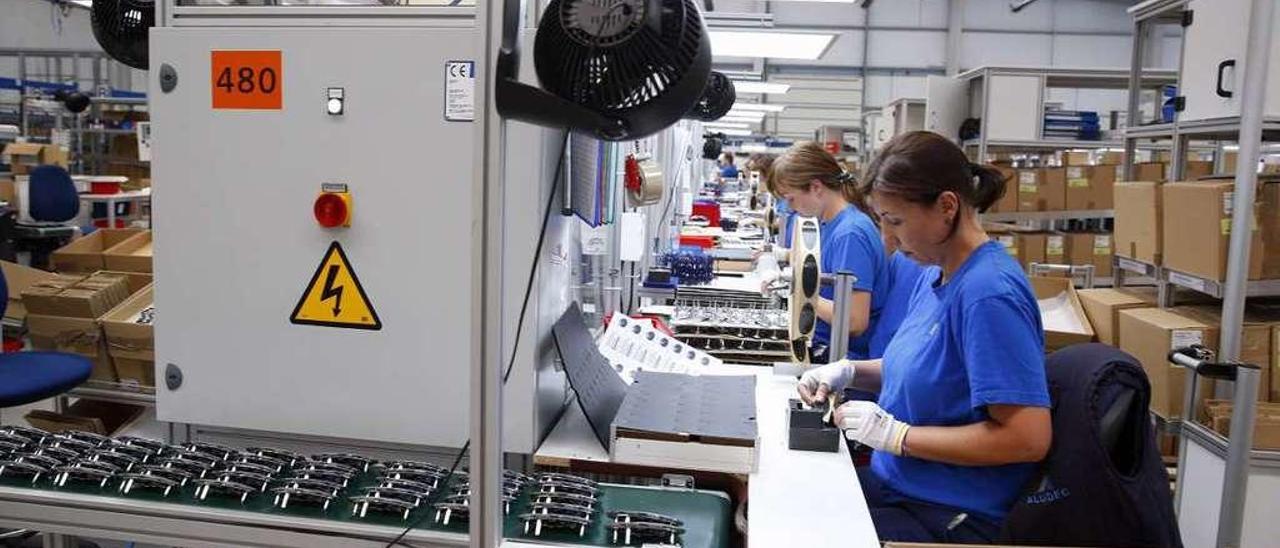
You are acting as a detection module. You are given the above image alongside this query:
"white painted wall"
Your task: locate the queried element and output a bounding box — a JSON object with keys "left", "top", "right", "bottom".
{"left": 0, "top": 0, "right": 144, "bottom": 92}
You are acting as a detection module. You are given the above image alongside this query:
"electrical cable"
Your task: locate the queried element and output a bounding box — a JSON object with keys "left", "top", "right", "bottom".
{"left": 382, "top": 130, "right": 570, "bottom": 548}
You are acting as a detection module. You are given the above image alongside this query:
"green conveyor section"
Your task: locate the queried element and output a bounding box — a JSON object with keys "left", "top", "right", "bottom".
{"left": 0, "top": 466, "right": 732, "bottom": 547}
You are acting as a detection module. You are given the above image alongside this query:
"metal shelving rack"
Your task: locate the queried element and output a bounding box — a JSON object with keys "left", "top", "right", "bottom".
{"left": 1122, "top": 0, "right": 1279, "bottom": 545}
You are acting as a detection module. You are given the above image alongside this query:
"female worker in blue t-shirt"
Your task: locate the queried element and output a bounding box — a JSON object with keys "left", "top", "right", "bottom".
{"left": 769, "top": 142, "right": 896, "bottom": 361}
{"left": 797, "top": 131, "right": 1052, "bottom": 542}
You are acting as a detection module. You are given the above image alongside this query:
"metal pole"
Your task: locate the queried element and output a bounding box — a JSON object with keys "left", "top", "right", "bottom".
{"left": 827, "top": 271, "right": 855, "bottom": 363}
{"left": 1219, "top": 0, "right": 1275, "bottom": 373}
{"left": 1122, "top": 16, "right": 1143, "bottom": 182}
{"left": 1219, "top": 365, "right": 1262, "bottom": 548}
{"left": 1214, "top": 3, "right": 1277, "bottom": 541}
{"left": 470, "top": 0, "right": 508, "bottom": 545}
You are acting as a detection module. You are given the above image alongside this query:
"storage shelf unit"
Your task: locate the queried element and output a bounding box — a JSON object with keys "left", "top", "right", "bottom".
{"left": 1162, "top": 268, "right": 1280, "bottom": 300}
{"left": 982, "top": 209, "right": 1113, "bottom": 223}
{"left": 956, "top": 66, "right": 1178, "bottom": 163}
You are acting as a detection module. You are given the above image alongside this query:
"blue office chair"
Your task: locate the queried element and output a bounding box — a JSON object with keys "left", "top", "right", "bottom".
{"left": 26, "top": 165, "right": 80, "bottom": 223}
{"left": 0, "top": 264, "right": 93, "bottom": 409}
{"left": 14, "top": 165, "right": 82, "bottom": 270}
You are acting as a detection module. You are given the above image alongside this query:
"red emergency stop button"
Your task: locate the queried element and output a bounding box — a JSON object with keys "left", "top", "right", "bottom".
{"left": 314, "top": 192, "right": 351, "bottom": 228}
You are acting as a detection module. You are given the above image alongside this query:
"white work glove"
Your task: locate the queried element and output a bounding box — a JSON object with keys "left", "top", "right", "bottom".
{"left": 797, "top": 359, "right": 856, "bottom": 406}
{"left": 836, "top": 401, "right": 911, "bottom": 456}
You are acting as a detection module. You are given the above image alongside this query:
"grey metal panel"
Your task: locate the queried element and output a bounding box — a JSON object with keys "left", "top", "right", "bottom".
{"left": 149, "top": 27, "right": 539, "bottom": 450}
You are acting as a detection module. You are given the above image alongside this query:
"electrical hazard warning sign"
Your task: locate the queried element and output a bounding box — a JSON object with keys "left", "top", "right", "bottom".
{"left": 290, "top": 242, "right": 382, "bottom": 330}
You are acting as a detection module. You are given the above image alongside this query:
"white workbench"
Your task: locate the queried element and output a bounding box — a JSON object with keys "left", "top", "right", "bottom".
{"left": 535, "top": 365, "right": 879, "bottom": 548}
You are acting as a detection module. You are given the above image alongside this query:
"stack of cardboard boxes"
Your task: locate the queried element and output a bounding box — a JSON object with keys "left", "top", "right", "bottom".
{"left": 1, "top": 143, "right": 69, "bottom": 175}
{"left": 989, "top": 230, "right": 1114, "bottom": 277}
{"left": 52, "top": 229, "right": 154, "bottom": 274}
{"left": 1078, "top": 284, "right": 1280, "bottom": 449}
{"left": 22, "top": 272, "right": 148, "bottom": 382}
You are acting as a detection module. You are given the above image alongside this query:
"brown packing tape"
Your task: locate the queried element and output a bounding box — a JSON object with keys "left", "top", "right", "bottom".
{"left": 107, "top": 337, "right": 154, "bottom": 353}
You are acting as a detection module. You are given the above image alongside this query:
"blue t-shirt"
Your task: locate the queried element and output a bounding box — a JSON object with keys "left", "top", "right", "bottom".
{"left": 868, "top": 251, "right": 926, "bottom": 358}
{"left": 871, "top": 241, "right": 1050, "bottom": 523}
{"left": 720, "top": 164, "right": 739, "bottom": 178}
{"left": 812, "top": 206, "right": 889, "bottom": 360}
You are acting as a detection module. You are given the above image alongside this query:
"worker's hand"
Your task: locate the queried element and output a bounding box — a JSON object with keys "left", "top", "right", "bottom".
{"left": 836, "top": 401, "right": 911, "bottom": 456}
{"left": 797, "top": 359, "right": 855, "bottom": 406}
{"left": 772, "top": 246, "right": 789, "bottom": 264}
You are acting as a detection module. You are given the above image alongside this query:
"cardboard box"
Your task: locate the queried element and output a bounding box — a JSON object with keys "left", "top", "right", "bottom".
{"left": 991, "top": 232, "right": 1019, "bottom": 261}
{"left": 24, "top": 400, "right": 144, "bottom": 436}
{"left": 1202, "top": 400, "right": 1280, "bottom": 449}
{"left": 1030, "top": 276, "right": 1096, "bottom": 352}
{"left": 0, "top": 260, "right": 58, "bottom": 324}
{"left": 52, "top": 229, "right": 146, "bottom": 273}
{"left": 1017, "top": 168, "right": 1067, "bottom": 212}
{"left": 1015, "top": 232, "right": 1047, "bottom": 272}
{"left": 1078, "top": 288, "right": 1154, "bottom": 346}
{"left": 988, "top": 165, "right": 1019, "bottom": 213}
{"left": 1064, "top": 232, "right": 1113, "bottom": 278}
{"left": 1114, "top": 182, "right": 1162, "bottom": 264}
{"left": 1118, "top": 308, "right": 1217, "bottom": 419}
{"left": 1186, "top": 160, "right": 1215, "bottom": 180}
{"left": 26, "top": 314, "right": 115, "bottom": 381}
{"left": 1128, "top": 162, "right": 1166, "bottom": 183}
{"left": 102, "top": 285, "right": 155, "bottom": 388}
{"left": 1065, "top": 165, "right": 1115, "bottom": 210}
{"left": 1162, "top": 181, "right": 1280, "bottom": 282}
{"left": 1175, "top": 305, "right": 1276, "bottom": 403}
{"left": 103, "top": 231, "right": 153, "bottom": 273}
{"left": 2, "top": 143, "right": 68, "bottom": 175}
{"left": 1063, "top": 150, "right": 1092, "bottom": 166}
{"left": 22, "top": 272, "right": 132, "bottom": 319}
{"left": 1044, "top": 233, "right": 1068, "bottom": 265}
{"left": 1097, "top": 151, "right": 1124, "bottom": 166}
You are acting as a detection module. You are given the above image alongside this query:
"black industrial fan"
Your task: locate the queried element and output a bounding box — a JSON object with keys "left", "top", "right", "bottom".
{"left": 685, "top": 71, "right": 736, "bottom": 122}
{"left": 497, "top": 0, "right": 713, "bottom": 141}
{"left": 91, "top": 0, "right": 154, "bottom": 70}
{"left": 54, "top": 90, "right": 91, "bottom": 114}
{"left": 702, "top": 132, "right": 723, "bottom": 160}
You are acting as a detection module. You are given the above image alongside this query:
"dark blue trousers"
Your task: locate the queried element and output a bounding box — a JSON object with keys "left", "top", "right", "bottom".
{"left": 857, "top": 466, "right": 1002, "bottom": 543}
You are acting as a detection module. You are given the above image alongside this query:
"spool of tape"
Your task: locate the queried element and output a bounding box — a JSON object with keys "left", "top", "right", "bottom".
{"left": 627, "top": 158, "right": 664, "bottom": 207}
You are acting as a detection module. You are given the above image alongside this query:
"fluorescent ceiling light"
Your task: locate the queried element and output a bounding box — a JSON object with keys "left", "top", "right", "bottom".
{"left": 764, "top": 0, "right": 855, "bottom": 2}
{"left": 704, "top": 122, "right": 751, "bottom": 129}
{"left": 70, "top": 0, "right": 91, "bottom": 6}
{"left": 710, "top": 31, "right": 836, "bottom": 60}
{"left": 722, "top": 110, "right": 767, "bottom": 120}
{"left": 730, "top": 103, "right": 786, "bottom": 113}
{"left": 732, "top": 81, "right": 791, "bottom": 95}
{"left": 720, "top": 115, "right": 765, "bottom": 125}
{"left": 714, "top": 128, "right": 754, "bottom": 137}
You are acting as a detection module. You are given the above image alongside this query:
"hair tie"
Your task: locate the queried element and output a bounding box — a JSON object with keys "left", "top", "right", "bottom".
{"left": 835, "top": 171, "right": 857, "bottom": 185}
{"left": 967, "top": 162, "right": 982, "bottom": 187}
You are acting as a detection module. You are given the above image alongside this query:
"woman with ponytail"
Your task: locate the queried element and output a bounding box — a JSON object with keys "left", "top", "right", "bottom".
{"left": 797, "top": 131, "right": 1051, "bottom": 543}
{"left": 768, "top": 141, "right": 912, "bottom": 361}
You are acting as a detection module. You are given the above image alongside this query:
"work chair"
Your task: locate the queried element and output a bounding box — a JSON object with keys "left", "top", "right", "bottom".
{"left": 0, "top": 259, "right": 94, "bottom": 548}
{"left": 1001, "top": 343, "right": 1182, "bottom": 547}
{"left": 13, "top": 165, "right": 81, "bottom": 270}
{"left": 0, "top": 265, "right": 94, "bottom": 410}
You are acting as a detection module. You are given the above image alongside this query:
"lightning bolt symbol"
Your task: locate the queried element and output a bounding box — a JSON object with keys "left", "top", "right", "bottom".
{"left": 320, "top": 264, "right": 343, "bottom": 317}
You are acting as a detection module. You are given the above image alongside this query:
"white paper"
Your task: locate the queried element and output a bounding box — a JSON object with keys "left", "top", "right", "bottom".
{"left": 1171, "top": 329, "right": 1203, "bottom": 351}
{"left": 444, "top": 60, "right": 475, "bottom": 122}
{"left": 618, "top": 211, "right": 645, "bottom": 262}
{"left": 1038, "top": 292, "right": 1087, "bottom": 334}
{"left": 680, "top": 191, "right": 694, "bottom": 216}
{"left": 580, "top": 222, "right": 609, "bottom": 256}
{"left": 136, "top": 122, "right": 152, "bottom": 162}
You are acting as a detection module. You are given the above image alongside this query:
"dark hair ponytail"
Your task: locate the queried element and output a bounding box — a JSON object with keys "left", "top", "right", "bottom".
{"left": 861, "top": 131, "right": 1006, "bottom": 215}
{"left": 969, "top": 163, "right": 1010, "bottom": 213}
